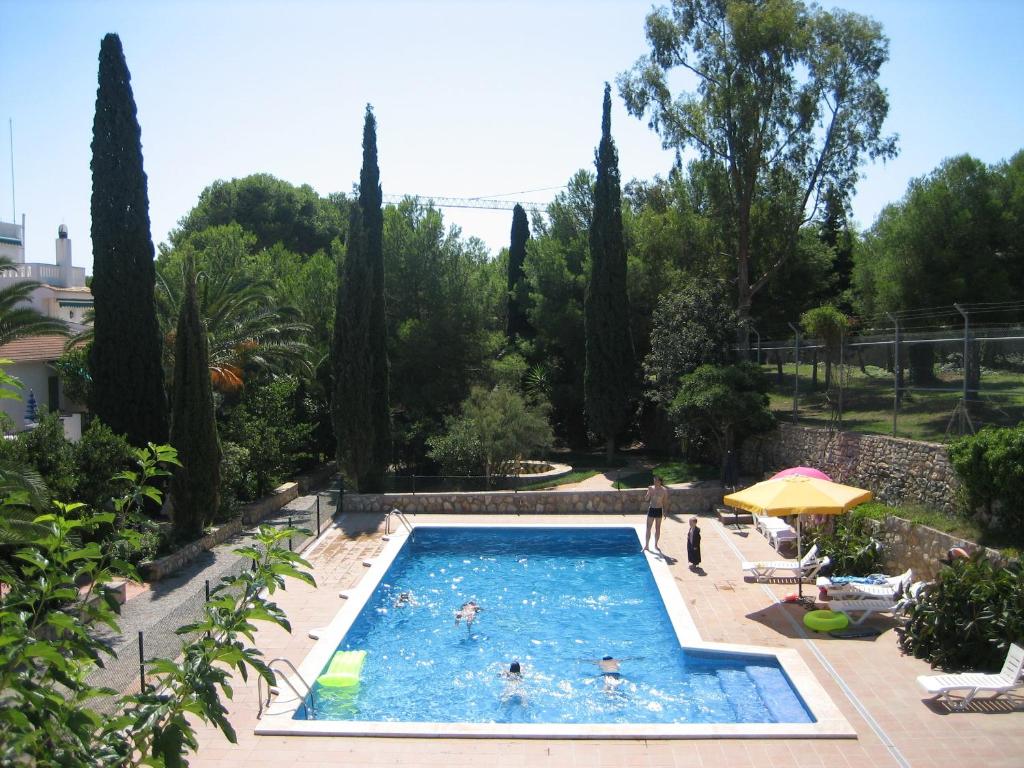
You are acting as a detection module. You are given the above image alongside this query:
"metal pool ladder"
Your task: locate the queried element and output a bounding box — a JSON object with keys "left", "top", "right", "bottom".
{"left": 385, "top": 507, "right": 412, "bottom": 535}
{"left": 258, "top": 657, "right": 316, "bottom": 720}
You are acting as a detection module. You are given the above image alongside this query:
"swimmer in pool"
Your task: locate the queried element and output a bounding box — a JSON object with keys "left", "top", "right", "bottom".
{"left": 393, "top": 590, "right": 415, "bottom": 607}
{"left": 454, "top": 600, "right": 482, "bottom": 629}
{"left": 585, "top": 655, "right": 638, "bottom": 692}
{"left": 501, "top": 660, "right": 527, "bottom": 704}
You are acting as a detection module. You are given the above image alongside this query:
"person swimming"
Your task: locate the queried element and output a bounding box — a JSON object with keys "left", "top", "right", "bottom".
{"left": 501, "top": 661, "right": 526, "bottom": 704}
{"left": 454, "top": 600, "right": 482, "bottom": 628}
{"left": 393, "top": 590, "right": 415, "bottom": 608}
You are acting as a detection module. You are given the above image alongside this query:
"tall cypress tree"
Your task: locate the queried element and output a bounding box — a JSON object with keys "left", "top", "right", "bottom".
{"left": 333, "top": 105, "right": 390, "bottom": 492}
{"left": 332, "top": 205, "right": 376, "bottom": 488}
{"left": 89, "top": 33, "right": 168, "bottom": 446}
{"left": 505, "top": 203, "right": 531, "bottom": 342}
{"left": 585, "top": 84, "right": 635, "bottom": 463}
{"left": 169, "top": 258, "right": 220, "bottom": 540}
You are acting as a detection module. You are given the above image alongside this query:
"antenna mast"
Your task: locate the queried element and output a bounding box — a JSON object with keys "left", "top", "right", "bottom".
{"left": 8, "top": 119, "right": 14, "bottom": 221}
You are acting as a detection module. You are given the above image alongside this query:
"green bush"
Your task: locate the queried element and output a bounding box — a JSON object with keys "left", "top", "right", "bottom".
{"left": 74, "top": 419, "right": 135, "bottom": 511}
{"left": 0, "top": 412, "right": 79, "bottom": 500}
{"left": 948, "top": 424, "right": 1024, "bottom": 531}
{"left": 898, "top": 554, "right": 1024, "bottom": 672}
{"left": 808, "top": 514, "right": 882, "bottom": 575}
{"left": 217, "top": 440, "right": 250, "bottom": 519}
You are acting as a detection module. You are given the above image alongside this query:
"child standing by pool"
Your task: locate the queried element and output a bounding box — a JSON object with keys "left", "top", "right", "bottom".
{"left": 687, "top": 516, "right": 702, "bottom": 570}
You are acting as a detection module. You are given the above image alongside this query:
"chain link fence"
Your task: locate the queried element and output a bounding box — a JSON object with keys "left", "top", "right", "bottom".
{"left": 750, "top": 308, "right": 1024, "bottom": 442}
{"left": 86, "top": 483, "right": 341, "bottom": 711}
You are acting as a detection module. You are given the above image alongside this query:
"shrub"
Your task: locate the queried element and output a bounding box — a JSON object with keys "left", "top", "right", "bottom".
{"left": 808, "top": 514, "right": 882, "bottom": 575}
{"left": 898, "top": 554, "right": 1024, "bottom": 671}
{"left": 0, "top": 411, "right": 79, "bottom": 500}
{"left": 74, "top": 419, "right": 135, "bottom": 511}
{"left": 217, "top": 440, "right": 250, "bottom": 519}
{"left": 948, "top": 424, "right": 1024, "bottom": 531}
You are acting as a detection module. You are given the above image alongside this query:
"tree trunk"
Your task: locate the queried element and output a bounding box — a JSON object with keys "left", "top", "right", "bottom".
{"left": 605, "top": 434, "right": 615, "bottom": 467}
{"left": 824, "top": 357, "right": 833, "bottom": 390}
{"left": 811, "top": 349, "right": 819, "bottom": 389}
{"left": 775, "top": 351, "right": 784, "bottom": 384}
{"left": 908, "top": 345, "right": 935, "bottom": 385}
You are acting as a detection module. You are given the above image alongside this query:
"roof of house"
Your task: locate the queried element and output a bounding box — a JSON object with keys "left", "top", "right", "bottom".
{"left": 0, "top": 335, "right": 72, "bottom": 363}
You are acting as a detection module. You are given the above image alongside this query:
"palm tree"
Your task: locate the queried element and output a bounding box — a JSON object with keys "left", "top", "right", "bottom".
{"left": 156, "top": 262, "right": 312, "bottom": 394}
{"left": 0, "top": 257, "right": 70, "bottom": 347}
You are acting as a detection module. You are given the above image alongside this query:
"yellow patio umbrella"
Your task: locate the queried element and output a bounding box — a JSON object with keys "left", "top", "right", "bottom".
{"left": 724, "top": 475, "right": 874, "bottom": 600}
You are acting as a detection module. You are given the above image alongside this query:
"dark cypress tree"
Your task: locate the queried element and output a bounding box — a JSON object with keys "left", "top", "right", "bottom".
{"left": 333, "top": 105, "right": 390, "bottom": 492}
{"left": 585, "top": 84, "right": 635, "bottom": 464}
{"left": 89, "top": 33, "right": 168, "bottom": 447}
{"left": 169, "top": 258, "right": 220, "bottom": 540}
{"left": 505, "top": 203, "right": 531, "bottom": 342}
{"left": 332, "top": 205, "right": 376, "bottom": 488}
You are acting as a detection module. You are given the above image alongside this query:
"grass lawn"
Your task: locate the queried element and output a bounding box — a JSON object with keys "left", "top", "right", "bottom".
{"left": 517, "top": 469, "right": 600, "bottom": 491}
{"left": 763, "top": 363, "right": 1024, "bottom": 443}
{"left": 616, "top": 461, "right": 718, "bottom": 489}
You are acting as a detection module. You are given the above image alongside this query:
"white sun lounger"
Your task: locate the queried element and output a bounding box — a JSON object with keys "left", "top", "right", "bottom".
{"left": 753, "top": 513, "right": 798, "bottom": 550}
{"left": 917, "top": 643, "right": 1024, "bottom": 710}
{"left": 827, "top": 598, "right": 898, "bottom": 625}
{"left": 741, "top": 545, "right": 824, "bottom": 581}
{"left": 816, "top": 569, "right": 913, "bottom": 601}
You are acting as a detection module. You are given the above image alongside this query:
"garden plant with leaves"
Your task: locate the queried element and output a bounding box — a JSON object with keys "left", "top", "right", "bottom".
{"left": 897, "top": 553, "right": 1024, "bottom": 672}
{"left": 0, "top": 444, "right": 315, "bottom": 766}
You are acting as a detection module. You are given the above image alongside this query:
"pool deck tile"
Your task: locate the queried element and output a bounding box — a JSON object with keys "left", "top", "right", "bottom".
{"left": 185, "top": 511, "right": 1024, "bottom": 767}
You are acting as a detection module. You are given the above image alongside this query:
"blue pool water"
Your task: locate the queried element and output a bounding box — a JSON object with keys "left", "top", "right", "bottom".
{"left": 299, "top": 527, "right": 813, "bottom": 725}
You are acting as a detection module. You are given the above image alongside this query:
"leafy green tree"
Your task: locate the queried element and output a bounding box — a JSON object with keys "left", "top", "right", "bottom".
{"left": 669, "top": 363, "right": 774, "bottom": 470}
{"left": 585, "top": 84, "right": 635, "bottom": 463}
{"left": 854, "top": 155, "right": 1011, "bottom": 384}
{"left": 644, "top": 283, "right": 738, "bottom": 406}
{"left": 171, "top": 173, "right": 346, "bottom": 256}
{"left": 53, "top": 345, "right": 91, "bottom": 407}
{"left": 620, "top": 0, "right": 897, "bottom": 344}
{"left": 800, "top": 305, "right": 849, "bottom": 391}
{"left": 89, "top": 33, "right": 168, "bottom": 447}
{"left": 506, "top": 203, "right": 532, "bottom": 342}
{"left": 427, "top": 385, "right": 553, "bottom": 483}
{"left": 382, "top": 199, "right": 497, "bottom": 469}
{"left": 0, "top": 443, "right": 315, "bottom": 766}
{"left": 819, "top": 186, "right": 856, "bottom": 310}
{"left": 169, "top": 260, "right": 221, "bottom": 540}
{"left": 225, "top": 375, "right": 311, "bottom": 500}
{"left": 157, "top": 234, "right": 311, "bottom": 394}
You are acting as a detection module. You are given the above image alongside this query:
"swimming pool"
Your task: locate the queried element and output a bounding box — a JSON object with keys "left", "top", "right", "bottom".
{"left": 257, "top": 523, "right": 854, "bottom": 739}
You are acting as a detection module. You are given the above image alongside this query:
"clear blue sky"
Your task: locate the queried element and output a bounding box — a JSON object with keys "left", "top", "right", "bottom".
{"left": 2, "top": 0, "right": 1022, "bottom": 273}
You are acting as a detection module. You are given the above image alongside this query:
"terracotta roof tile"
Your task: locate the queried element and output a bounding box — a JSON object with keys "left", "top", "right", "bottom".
{"left": 0, "top": 335, "right": 72, "bottom": 362}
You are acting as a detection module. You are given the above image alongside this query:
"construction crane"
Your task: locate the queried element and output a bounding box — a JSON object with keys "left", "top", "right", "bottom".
{"left": 381, "top": 194, "right": 548, "bottom": 213}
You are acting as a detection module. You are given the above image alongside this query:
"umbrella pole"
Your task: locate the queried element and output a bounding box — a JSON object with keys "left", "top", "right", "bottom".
{"left": 796, "top": 515, "right": 803, "bottom": 601}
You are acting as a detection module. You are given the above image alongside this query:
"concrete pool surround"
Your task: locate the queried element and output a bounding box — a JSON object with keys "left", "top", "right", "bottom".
{"left": 256, "top": 523, "right": 855, "bottom": 739}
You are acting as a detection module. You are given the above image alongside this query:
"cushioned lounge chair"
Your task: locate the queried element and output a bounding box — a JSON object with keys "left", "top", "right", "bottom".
{"left": 917, "top": 643, "right": 1024, "bottom": 710}
{"left": 752, "top": 514, "right": 798, "bottom": 550}
{"left": 816, "top": 568, "right": 912, "bottom": 601}
{"left": 741, "top": 545, "right": 825, "bottom": 581}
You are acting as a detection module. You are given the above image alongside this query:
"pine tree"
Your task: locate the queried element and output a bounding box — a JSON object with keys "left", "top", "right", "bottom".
{"left": 505, "top": 203, "right": 531, "bottom": 342}
{"left": 169, "top": 258, "right": 220, "bottom": 540}
{"left": 585, "top": 84, "right": 635, "bottom": 464}
{"left": 333, "top": 105, "right": 390, "bottom": 492}
{"left": 89, "top": 33, "right": 168, "bottom": 447}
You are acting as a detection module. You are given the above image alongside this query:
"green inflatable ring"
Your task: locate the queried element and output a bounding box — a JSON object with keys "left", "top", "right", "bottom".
{"left": 803, "top": 610, "right": 849, "bottom": 633}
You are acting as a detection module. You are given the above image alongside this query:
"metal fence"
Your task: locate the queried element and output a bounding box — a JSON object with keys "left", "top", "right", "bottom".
{"left": 86, "top": 484, "right": 341, "bottom": 711}
{"left": 747, "top": 306, "right": 1024, "bottom": 441}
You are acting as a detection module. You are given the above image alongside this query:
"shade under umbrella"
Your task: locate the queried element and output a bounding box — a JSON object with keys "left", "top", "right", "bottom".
{"left": 770, "top": 466, "right": 832, "bottom": 482}
{"left": 724, "top": 475, "right": 873, "bottom": 599}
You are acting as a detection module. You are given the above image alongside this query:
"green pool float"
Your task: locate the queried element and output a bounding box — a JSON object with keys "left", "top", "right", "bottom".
{"left": 803, "top": 610, "right": 849, "bottom": 633}
{"left": 316, "top": 650, "right": 367, "bottom": 687}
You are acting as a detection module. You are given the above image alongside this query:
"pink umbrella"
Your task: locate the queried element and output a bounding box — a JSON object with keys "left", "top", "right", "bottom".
{"left": 770, "top": 466, "right": 832, "bottom": 482}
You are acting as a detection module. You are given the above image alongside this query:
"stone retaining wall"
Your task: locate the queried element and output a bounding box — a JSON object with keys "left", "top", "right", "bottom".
{"left": 241, "top": 482, "right": 299, "bottom": 525}
{"left": 871, "top": 516, "right": 1006, "bottom": 582}
{"left": 742, "top": 423, "right": 958, "bottom": 513}
{"left": 140, "top": 519, "right": 244, "bottom": 581}
{"left": 340, "top": 483, "right": 722, "bottom": 516}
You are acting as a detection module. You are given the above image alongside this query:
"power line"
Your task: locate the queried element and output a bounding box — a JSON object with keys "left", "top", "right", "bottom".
{"left": 381, "top": 194, "right": 549, "bottom": 212}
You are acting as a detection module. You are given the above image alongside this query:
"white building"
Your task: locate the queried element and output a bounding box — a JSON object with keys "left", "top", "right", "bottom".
{"left": 0, "top": 217, "right": 91, "bottom": 435}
